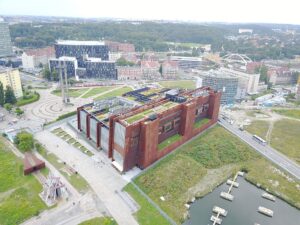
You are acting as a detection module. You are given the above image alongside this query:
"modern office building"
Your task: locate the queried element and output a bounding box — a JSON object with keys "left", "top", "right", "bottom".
{"left": 169, "top": 56, "right": 202, "bottom": 70}
{"left": 22, "top": 47, "right": 55, "bottom": 69}
{"left": 0, "top": 67, "right": 23, "bottom": 98}
{"left": 0, "top": 19, "right": 13, "bottom": 58}
{"left": 199, "top": 70, "right": 239, "bottom": 104}
{"left": 77, "top": 86, "right": 221, "bottom": 172}
{"left": 55, "top": 40, "right": 109, "bottom": 66}
{"left": 49, "top": 56, "right": 78, "bottom": 78}
{"left": 50, "top": 40, "right": 117, "bottom": 79}
{"left": 219, "top": 67, "right": 260, "bottom": 95}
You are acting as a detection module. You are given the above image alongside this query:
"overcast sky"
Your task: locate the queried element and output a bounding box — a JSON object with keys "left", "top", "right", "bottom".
{"left": 0, "top": 0, "right": 299, "bottom": 24}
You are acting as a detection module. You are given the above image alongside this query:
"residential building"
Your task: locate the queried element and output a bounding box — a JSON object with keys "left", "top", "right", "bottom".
{"left": 199, "top": 70, "right": 239, "bottom": 104}
{"left": 162, "top": 60, "right": 179, "bottom": 79}
{"left": 219, "top": 67, "right": 260, "bottom": 95}
{"left": 117, "top": 66, "right": 142, "bottom": 80}
{"left": 141, "top": 60, "right": 161, "bottom": 80}
{"left": 106, "top": 41, "right": 135, "bottom": 52}
{"left": 22, "top": 47, "right": 55, "bottom": 69}
{"left": 77, "top": 86, "right": 221, "bottom": 172}
{"left": 0, "top": 67, "right": 23, "bottom": 98}
{"left": 0, "top": 19, "right": 13, "bottom": 57}
{"left": 267, "top": 67, "right": 298, "bottom": 85}
{"left": 169, "top": 56, "right": 202, "bottom": 70}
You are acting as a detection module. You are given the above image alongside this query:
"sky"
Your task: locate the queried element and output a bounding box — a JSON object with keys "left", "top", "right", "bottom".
{"left": 0, "top": 0, "right": 300, "bottom": 24}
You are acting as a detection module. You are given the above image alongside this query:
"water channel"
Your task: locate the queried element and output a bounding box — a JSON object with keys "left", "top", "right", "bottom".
{"left": 183, "top": 177, "right": 300, "bottom": 225}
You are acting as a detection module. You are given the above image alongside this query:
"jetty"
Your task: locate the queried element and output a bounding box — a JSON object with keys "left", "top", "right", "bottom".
{"left": 213, "top": 206, "right": 227, "bottom": 216}
{"left": 220, "top": 172, "right": 240, "bottom": 201}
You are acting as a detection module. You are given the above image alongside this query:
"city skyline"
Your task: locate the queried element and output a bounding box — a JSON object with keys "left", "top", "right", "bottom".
{"left": 1, "top": 0, "right": 300, "bottom": 25}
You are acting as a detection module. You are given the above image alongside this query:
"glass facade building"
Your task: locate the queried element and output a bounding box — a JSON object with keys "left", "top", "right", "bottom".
{"left": 0, "top": 21, "right": 13, "bottom": 58}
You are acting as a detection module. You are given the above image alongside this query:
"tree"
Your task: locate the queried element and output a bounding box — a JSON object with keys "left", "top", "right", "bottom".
{"left": 0, "top": 81, "right": 4, "bottom": 106}
{"left": 14, "top": 131, "right": 34, "bottom": 152}
{"left": 52, "top": 69, "right": 58, "bottom": 81}
{"left": 4, "top": 86, "right": 17, "bottom": 104}
{"left": 159, "top": 64, "right": 163, "bottom": 75}
{"left": 15, "top": 107, "right": 24, "bottom": 116}
{"left": 4, "top": 103, "right": 12, "bottom": 112}
{"left": 43, "top": 66, "right": 51, "bottom": 81}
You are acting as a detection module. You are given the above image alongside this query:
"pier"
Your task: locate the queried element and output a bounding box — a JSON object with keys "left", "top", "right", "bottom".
{"left": 220, "top": 172, "right": 240, "bottom": 201}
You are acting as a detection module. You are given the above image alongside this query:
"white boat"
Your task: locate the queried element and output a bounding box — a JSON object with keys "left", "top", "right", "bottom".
{"left": 258, "top": 206, "right": 274, "bottom": 217}
{"left": 262, "top": 192, "right": 276, "bottom": 201}
{"left": 210, "top": 215, "right": 222, "bottom": 224}
{"left": 220, "top": 192, "right": 234, "bottom": 201}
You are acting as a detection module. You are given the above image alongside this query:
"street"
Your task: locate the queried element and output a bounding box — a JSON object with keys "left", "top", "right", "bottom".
{"left": 218, "top": 118, "right": 300, "bottom": 180}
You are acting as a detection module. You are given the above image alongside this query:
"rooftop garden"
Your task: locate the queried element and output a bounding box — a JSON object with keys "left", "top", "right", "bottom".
{"left": 193, "top": 118, "right": 210, "bottom": 129}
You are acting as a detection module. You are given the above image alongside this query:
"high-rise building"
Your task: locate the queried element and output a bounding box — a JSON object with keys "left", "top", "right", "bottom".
{"left": 0, "top": 67, "right": 23, "bottom": 98}
{"left": 199, "top": 70, "right": 239, "bottom": 104}
{"left": 0, "top": 19, "right": 13, "bottom": 58}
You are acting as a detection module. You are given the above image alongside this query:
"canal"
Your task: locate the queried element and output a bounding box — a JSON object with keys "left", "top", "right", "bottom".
{"left": 183, "top": 177, "right": 300, "bottom": 225}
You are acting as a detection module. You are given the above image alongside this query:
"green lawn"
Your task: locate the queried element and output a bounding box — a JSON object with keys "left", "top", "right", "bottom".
{"left": 51, "top": 88, "right": 89, "bottom": 97}
{"left": 158, "top": 134, "right": 182, "bottom": 150}
{"left": 82, "top": 87, "right": 112, "bottom": 98}
{"left": 193, "top": 118, "right": 210, "bottom": 129}
{"left": 94, "top": 87, "right": 133, "bottom": 100}
{"left": 273, "top": 109, "right": 300, "bottom": 120}
{"left": 159, "top": 80, "right": 195, "bottom": 89}
{"left": 245, "top": 120, "right": 270, "bottom": 140}
{"left": 124, "top": 184, "right": 170, "bottom": 225}
{"left": 271, "top": 119, "right": 300, "bottom": 164}
{"left": 16, "top": 92, "right": 40, "bottom": 106}
{"left": 0, "top": 137, "right": 47, "bottom": 225}
{"left": 132, "top": 126, "right": 300, "bottom": 223}
{"left": 79, "top": 217, "right": 117, "bottom": 225}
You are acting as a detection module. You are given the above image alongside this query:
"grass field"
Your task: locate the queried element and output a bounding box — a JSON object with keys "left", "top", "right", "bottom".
{"left": 124, "top": 184, "right": 170, "bottom": 225}
{"left": 94, "top": 87, "right": 132, "bottom": 100}
{"left": 17, "top": 92, "right": 40, "bottom": 106}
{"left": 273, "top": 109, "right": 300, "bottom": 120}
{"left": 51, "top": 88, "right": 89, "bottom": 98}
{"left": 78, "top": 217, "right": 117, "bottom": 225}
{"left": 193, "top": 118, "right": 210, "bottom": 129}
{"left": 159, "top": 80, "right": 195, "bottom": 89}
{"left": 129, "top": 126, "right": 300, "bottom": 224}
{"left": 271, "top": 119, "right": 300, "bottom": 164}
{"left": 0, "top": 137, "right": 47, "bottom": 225}
{"left": 158, "top": 134, "right": 182, "bottom": 150}
{"left": 82, "top": 87, "right": 112, "bottom": 98}
{"left": 245, "top": 120, "right": 270, "bottom": 140}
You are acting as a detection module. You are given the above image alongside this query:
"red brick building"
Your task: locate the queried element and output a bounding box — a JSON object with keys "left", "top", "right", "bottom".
{"left": 77, "top": 87, "right": 221, "bottom": 172}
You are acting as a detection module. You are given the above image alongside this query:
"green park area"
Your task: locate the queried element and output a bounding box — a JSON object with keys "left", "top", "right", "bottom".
{"left": 51, "top": 88, "right": 89, "bottom": 98}
{"left": 125, "top": 126, "right": 300, "bottom": 224}
{"left": 81, "top": 86, "right": 112, "bottom": 98}
{"left": 0, "top": 137, "right": 47, "bottom": 225}
{"left": 94, "top": 86, "right": 132, "bottom": 100}
{"left": 273, "top": 109, "right": 300, "bottom": 120}
{"left": 159, "top": 80, "right": 195, "bottom": 89}
{"left": 17, "top": 91, "right": 40, "bottom": 106}
{"left": 79, "top": 217, "right": 117, "bottom": 225}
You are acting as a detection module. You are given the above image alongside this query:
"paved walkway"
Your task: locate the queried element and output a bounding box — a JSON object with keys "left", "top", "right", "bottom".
{"left": 35, "top": 130, "right": 138, "bottom": 225}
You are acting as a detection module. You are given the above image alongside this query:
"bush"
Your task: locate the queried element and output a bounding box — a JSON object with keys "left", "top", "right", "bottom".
{"left": 14, "top": 131, "right": 34, "bottom": 152}
{"left": 16, "top": 92, "right": 40, "bottom": 106}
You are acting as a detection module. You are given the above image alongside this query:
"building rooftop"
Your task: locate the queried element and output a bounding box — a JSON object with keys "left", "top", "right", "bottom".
{"left": 24, "top": 46, "right": 55, "bottom": 57}
{"left": 56, "top": 40, "right": 106, "bottom": 46}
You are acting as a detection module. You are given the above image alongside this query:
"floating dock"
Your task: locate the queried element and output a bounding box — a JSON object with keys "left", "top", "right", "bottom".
{"left": 220, "top": 192, "right": 234, "bottom": 201}
{"left": 262, "top": 192, "right": 276, "bottom": 202}
{"left": 258, "top": 206, "right": 274, "bottom": 217}
{"left": 238, "top": 171, "right": 244, "bottom": 176}
{"left": 210, "top": 215, "right": 222, "bottom": 225}
{"left": 226, "top": 179, "right": 239, "bottom": 188}
{"left": 213, "top": 206, "right": 227, "bottom": 216}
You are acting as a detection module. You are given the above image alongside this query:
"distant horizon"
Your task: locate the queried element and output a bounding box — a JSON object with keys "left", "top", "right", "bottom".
{"left": 1, "top": 0, "right": 300, "bottom": 25}
{"left": 1, "top": 14, "right": 300, "bottom": 26}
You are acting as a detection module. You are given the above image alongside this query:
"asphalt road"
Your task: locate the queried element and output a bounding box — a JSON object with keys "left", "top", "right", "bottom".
{"left": 218, "top": 118, "right": 300, "bottom": 180}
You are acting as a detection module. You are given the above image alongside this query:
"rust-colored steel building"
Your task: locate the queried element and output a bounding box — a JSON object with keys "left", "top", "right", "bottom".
{"left": 77, "top": 87, "right": 221, "bottom": 172}
{"left": 23, "top": 152, "right": 46, "bottom": 175}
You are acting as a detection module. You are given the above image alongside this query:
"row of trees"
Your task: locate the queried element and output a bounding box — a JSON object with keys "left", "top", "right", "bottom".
{"left": 0, "top": 81, "right": 17, "bottom": 106}
{"left": 42, "top": 66, "right": 58, "bottom": 81}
